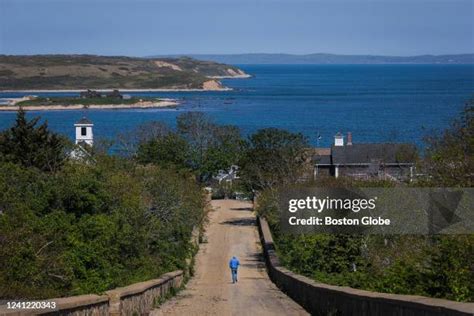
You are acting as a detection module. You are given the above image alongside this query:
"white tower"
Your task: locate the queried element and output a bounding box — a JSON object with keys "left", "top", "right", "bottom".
{"left": 75, "top": 117, "right": 94, "bottom": 146}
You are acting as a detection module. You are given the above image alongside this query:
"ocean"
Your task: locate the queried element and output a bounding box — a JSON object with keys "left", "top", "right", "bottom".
{"left": 0, "top": 64, "right": 473, "bottom": 148}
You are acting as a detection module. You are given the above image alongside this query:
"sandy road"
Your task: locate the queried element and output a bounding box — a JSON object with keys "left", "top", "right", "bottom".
{"left": 150, "top": 199, "right": 308, "bottom": 316}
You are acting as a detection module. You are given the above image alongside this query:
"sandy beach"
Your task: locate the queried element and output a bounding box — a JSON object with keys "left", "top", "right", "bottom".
{"left": 207, "top": 68, "right": 251, "bottom": 79}
{"left": 207, "top": 74, "right": 252, "bottom": 79}
{"left": 0, "top": 99, "right": 179, "bottom": 111}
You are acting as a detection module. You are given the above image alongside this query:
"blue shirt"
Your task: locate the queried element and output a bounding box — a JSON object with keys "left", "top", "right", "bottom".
{"left": 229, "top": 257, "right": 240, "bottom": 269}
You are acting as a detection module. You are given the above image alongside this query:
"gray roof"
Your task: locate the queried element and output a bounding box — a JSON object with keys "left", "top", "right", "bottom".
{"left": 308, "top": 148, "right": 332, "bottom": 165}
{"left": 331, "top": 143, "right": 416, "bottom": 165}
{"left": 313, "top": 154, "right": 332, "bottom": 165}
{"left": 76, "top": 117, "right": 93, "bottom": 125}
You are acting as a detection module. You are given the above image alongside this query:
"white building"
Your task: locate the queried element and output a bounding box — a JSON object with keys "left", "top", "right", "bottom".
{"left": 214, "top": 165, "right": 240, "bottom": 184}
{"left": 70, "top": 117, "right": 94, "bottom": 161}
{"left": 74, "top": 117, "right": 94, "bottom": 146}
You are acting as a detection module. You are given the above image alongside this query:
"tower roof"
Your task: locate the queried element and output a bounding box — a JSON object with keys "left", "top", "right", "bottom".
{"left": 75, "top": 117, "right": 93, "bottom": 125}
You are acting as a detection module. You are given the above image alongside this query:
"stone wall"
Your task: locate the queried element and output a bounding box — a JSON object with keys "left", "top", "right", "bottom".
{"left": 107, "top": 270, "right": 183, "bottom": 316}
{"left": 0, "top": 271, "right": 184, "bottom": 316}
{"left": 257, "top": 216, "right": 474, "bottom": 316}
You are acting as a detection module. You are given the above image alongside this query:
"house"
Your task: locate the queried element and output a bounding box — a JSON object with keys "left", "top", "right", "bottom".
{"left": 79, "top": 89, "right": 123, "bottom": 99}
{"left": 313, "top": 132, "right": 417, "bottom": 181}
{"left": 105, "top": 89, "right": 123, "bottom": 99}
{"left": 80, "top": 89, "right": 101, "bottom": 99}
{"left": 213, "top": 165, "right": 240, "bottom": 184}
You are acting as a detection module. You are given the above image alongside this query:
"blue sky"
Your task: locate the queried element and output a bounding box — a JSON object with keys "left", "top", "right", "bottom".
{"left": 0, "top": 0, "right": 472, "bottom": 56}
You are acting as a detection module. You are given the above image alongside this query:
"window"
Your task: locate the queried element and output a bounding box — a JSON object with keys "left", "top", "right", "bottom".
{"left": 81, "top": 127, "right": 87, "bottom": 136}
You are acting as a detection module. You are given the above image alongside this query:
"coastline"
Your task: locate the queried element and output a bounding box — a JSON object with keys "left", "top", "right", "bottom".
{"left": 0, "top": 99, "right": 179, "bottom": 111}
{"left": 0, "top": 87, "right": 233, "bottom": 93}
{"left": 0, "top": 72, "right": 251, "bottom": 93}
{"left": 207, "top": 74, "right": 252, "bottom": 79}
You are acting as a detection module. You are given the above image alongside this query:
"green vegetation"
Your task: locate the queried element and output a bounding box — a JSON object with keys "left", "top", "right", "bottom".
{"left": 238, "top": 128, "right": 309, "bottom": 191}
{"left": 257, "top": 183, "right": 474, "bottom": 302}
{"left": 135, "top": 115, "right": 309, "bottom": 188}
{"left": 16, "top": 96, "right": 158, "bottom": 107}
{"left": 0, "top": 109, "right": 68, "bottom": 172}
{"left": 0, "top": 111, "right": 249, "bottom": 299}
{"left": 422, "top": 99, "right": 473, "bottom": 187}
{"left": 0, "top": 111, "right": 206, "bottom": 299}
{"left": 0, "top": 102, "right": 472, "bottom": 302}
{"left": 136, "top": 112, "right": 246, "bottom": 182}
{"left": 0, "top": 55, "right": 246, "bottom": 90}
{"left": 255, "top": 104, "right": 474, "bottom": 302}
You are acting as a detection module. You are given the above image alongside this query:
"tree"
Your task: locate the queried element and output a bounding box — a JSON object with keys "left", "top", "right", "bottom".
{"left": 200, "top": 125, "right": 246, "bottom": 178}
{"left": 423, "top": 101, "right": 474, "bottom": 186}
{"left": 0, "top": 155, "right": 206, "bottom": 299}
{"left": 239, "top": 128, "right": 309, "bottom": 190}
{"left": 177, "top": 112, "right": 215, "bottom": 170}
{"left": 137, "top": 132, "right": 189, "bottom": 168}
{"left": 0, "top": 109, "right": 68, "bottom": 172}
{"left": 116, "top": 121, "right": 171, "bottom": 157}
{"left": 255, "top": 181, "right": 474, "bottom": 302}
{"left": 176, "top": 112, "right": 244, "bottom": 180}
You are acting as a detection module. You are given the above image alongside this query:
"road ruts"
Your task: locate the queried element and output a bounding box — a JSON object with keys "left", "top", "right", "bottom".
{"left": 149, "top": 199, "right": 308, "bottom": 316}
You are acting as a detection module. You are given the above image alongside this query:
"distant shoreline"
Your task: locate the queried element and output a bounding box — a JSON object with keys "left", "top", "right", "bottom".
{"left": 207, "top": 74, "right": 252, "bottom": 79}
{"left": 164, "top": 53, "right": 474, "bottom": 65}
{"left": 0, "top": 99, "right": 179, "bottom": 111}
{"left": 0, "top": 87, "right": 233, "bottom": 93}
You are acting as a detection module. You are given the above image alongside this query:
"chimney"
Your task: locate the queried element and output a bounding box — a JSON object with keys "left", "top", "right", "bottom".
{"left": 334, "top": 132, "right": 344, "bottom": 146}
{"left": 347, "top": 132, "right": 353, "bottom": 146}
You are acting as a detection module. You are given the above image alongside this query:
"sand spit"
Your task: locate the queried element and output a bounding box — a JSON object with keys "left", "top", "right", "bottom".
{"left": 207, "top": 74, "right": 252, "bottom": 79}
{"left": 208, "top": 68, "right": 252, "bottom": 79}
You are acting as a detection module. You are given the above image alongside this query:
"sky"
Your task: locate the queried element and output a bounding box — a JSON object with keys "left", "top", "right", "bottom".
{"left": 0, "top": 0, "right": 472, "bottom": 56}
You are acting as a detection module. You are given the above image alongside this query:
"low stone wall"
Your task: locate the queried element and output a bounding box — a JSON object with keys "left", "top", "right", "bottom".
{"left": 257, "top": 216, "right": 474, "bottom": 316}
{"left": 0, "top": 271, "right": 184, "bottom": 316}
{"left": 107, "top": 270, "right": 183, "bottom": 316}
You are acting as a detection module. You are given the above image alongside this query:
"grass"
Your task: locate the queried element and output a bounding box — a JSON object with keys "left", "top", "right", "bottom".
{"left": 16, "top": 96, "right": 158, "bottom": 107}
{"left": 0, "top": 55, "right": 243, "bottom": 90}
{"left": 153, "top": 285, "right": 181, "bottom": 308}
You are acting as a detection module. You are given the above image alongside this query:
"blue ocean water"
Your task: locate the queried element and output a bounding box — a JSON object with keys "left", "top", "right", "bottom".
{"left": 0, "top": 64, "right": 473, "bottom": 148}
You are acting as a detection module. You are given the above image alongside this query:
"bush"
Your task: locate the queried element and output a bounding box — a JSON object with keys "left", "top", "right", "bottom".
{"left": 256, "top": 184, "right": 474, "bottom": 302}
{"left": 0, "top": 157, "right": 205, "bottom": 299}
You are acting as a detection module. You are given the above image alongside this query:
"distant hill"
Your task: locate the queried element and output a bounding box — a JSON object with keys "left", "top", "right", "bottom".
{"left": 152, "top": 53, "right": 474, "bottom": 65}
{"left": 0, "top": 55, "right": 250, "bottom": 90}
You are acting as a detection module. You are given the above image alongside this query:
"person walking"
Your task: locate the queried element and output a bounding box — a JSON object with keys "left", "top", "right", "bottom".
{"left": 229, "top": 256, "right": 240, "bottom": 284}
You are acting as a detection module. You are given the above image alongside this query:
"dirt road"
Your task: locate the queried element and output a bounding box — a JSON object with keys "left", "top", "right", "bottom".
{"left": 149, "top": 199, "right": 308, "bottom": 316}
